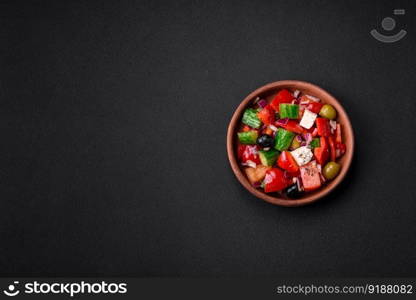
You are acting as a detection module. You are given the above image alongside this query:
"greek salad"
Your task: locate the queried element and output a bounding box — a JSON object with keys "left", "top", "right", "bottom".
{"left": 237, "top": 89, "right": 346, "bottom": 198}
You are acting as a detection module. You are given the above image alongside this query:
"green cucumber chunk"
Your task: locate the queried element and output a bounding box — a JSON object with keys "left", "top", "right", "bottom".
{"left": 279, "top": 103, "right": 299, "bottom": 119}
{"left": 237, "top": 131, "right": 258, "bottom": 144}
{"left": 274, "top": 128, "right": 295, "bottom": 151}
{"left": 310, "top": 137, "right": 321, "bottom": 148}
{"left": 259, "top": 149, "right": 280, "bottom": 166}
{"left": 242, "top": 108, "right": 262, "bottom": 129}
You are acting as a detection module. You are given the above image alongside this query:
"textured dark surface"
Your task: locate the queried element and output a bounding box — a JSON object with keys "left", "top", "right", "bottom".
{"left": 0, "top": 0, "right": 415, "bottom": 277}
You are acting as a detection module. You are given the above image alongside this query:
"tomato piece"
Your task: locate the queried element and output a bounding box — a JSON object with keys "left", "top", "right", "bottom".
{"left": 241, "top": 145, "right": 261, "bottom": 164}
{"left": 277, "top": 151, "right": 299, "bottom": 173}
{"left": 270, "top": 89, "right": 294, "bottom": 111}
{"left": 335, "top": 123, "right": 342, "bottom": 143}
{"left": 263, "top": 127, "right": 273, "bottom": 136}
{"left": 242, "top": 125, "right": 251, "bottom": 132}
{"left": 311, "top": 127, "right": 318, "bottom": 137}
{"left": 300, "top": 162, "right": 322, "bottom": 191}
{"left": 257, "top": 105, "right": 275, "bottom": 125}
{"left": 307, "top": 102, "right": 323, "bottom": 114}
{"left": 314, "top": 137, "right": 329, "bottom": 165}
{"left": 263, "top": 168, "right": 291, "bottom": 193}
{"left": 335, "top": 142, "right": 346, "bottom": 158}
{"left": 328, "top": 136, "right": 336, "bottom": 161}
{"left": 283, "top": 169, "right": 298, "bottom": 182}
{"left": 237, "top": 144, "right": 246, "bottom": 160}
{"left": 315, "top": 118, "right": 331, "bottom": 137}
{"left": 276, "top": 120, "right": 305, "bottom": 134}
{"left": 287, "top": 170, "right": 300, "bottom": 177}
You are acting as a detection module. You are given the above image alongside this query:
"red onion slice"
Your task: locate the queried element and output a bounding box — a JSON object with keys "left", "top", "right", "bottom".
{"left": 252, "top": 182, "right": 261, "bottom": 188}
{"left": 302, "top": 133, "right": 313, "bottom": 145}
{"left": 246, "top": 160, "right": 256, "bottom": 168}
{"left": 276, "top": 118, "right": 289, "bottom": 126}
{"left": 306, "top": 95, "right": 320, "bottom": 102}
{"left": 296, "top": 176, "right": 303, "bottom": 191}
{"left": 269, "top": 124, "right": 278, "bottom": 132}
{"left": 293, "top": 90, "right": 300, "bottom": 98}
{"left": 329, "top": 120, "right": 337, "bottom": 130}
{"left": 257, "top": 99, "right": 268, "bottom": 108}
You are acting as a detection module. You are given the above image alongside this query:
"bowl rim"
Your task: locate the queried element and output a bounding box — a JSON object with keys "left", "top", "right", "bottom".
{"left": 226, "top": 80, "right": 355, "bottom": 207}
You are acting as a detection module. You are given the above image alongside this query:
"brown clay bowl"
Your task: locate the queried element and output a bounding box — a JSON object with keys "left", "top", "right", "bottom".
{"left": 227, "top": 80, "right": 354, "bottom": 207}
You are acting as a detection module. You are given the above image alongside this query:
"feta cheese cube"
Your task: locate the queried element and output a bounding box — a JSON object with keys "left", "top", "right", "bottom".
{"left": 290, "top": 146, "right": 313, "bottom": 166}
{"left": 299, "top": 109, "right": 317, "bottom": 129}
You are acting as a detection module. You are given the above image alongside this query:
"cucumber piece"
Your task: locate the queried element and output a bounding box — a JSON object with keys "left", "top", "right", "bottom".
{"left": 274, "top": 128, "right": 295, "bottom": 151}
{"left": 279, "top": 103, "right": 299, "bottom": 119}
{"left": 242, "top": 108, "right": 262, "bottom": 129}
{"left": 237, "top": 131, "right": 258, "bottom": 144}
{"left": 310, "top": 138, "right": 320, "bottom": 148}
{"left": 259, "top": 149, "right": 280, "bottom": 166}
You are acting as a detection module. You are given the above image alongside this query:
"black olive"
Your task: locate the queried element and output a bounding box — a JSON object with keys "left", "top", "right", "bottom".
{"left": 256, "top": 134, "right": 274, "bottom": 148}
{"left": 285, "top": 184, "right": 304, "bottom": 199}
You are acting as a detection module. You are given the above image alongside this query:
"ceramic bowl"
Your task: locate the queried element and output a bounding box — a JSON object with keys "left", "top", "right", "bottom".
{"left": 226, "top": 80, "right": 354, "bottom": 207}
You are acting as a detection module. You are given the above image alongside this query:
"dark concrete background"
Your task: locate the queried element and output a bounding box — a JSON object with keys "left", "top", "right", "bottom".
{"left": 0, "top": 0, "right": 415, "bottom": 277}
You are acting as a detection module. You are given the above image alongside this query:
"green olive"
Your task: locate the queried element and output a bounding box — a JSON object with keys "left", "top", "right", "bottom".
{"left": 290, "top": 136, "right": 301, "bottom": 150}
{"left": 319, "top": 104, "right": 337, "bottom": 119}
{"left": 323, "top": 162, "right": 341, "bottom": 180}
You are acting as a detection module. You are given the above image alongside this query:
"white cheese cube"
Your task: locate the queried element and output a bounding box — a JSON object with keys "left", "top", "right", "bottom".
{"left": 290, "top": 146, "right": 313, "bottom": 166}
{"left": 299, "top": 109, "right": 317, "bottom": 129}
